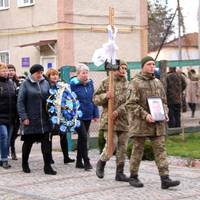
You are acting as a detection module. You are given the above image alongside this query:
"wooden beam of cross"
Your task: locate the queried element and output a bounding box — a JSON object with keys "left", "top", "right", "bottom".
{"left": 107, "top": 7, "right": 115, "bottom": 157}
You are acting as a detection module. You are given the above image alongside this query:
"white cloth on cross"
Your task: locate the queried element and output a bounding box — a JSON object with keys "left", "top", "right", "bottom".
{"left": 92, "top": 25, "right": 118, "bottom": 67}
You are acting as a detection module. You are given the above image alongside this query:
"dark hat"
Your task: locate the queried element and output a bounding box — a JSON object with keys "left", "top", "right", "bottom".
{"left": 141, "top": 56, "right": 155, "bottom": 68}
{"left": 30, "top": 64, "right": 44, "bottom": 74}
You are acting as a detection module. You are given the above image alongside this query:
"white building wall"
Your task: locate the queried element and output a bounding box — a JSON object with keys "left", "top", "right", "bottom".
{"left": 149, "top": 47, "right": 199, "bottom": 61}
{"left": 73, "top": 0, "right": 142, "bottom": 63}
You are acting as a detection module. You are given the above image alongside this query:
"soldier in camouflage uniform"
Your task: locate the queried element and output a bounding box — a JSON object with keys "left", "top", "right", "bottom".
{"left": 93, "top": 60, "right": 129, "bottom": 182}
{"left": 126, "top": 56, "right": 180, "bottom": 189}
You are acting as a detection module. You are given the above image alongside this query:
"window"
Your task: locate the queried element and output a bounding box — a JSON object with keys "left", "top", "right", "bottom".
{"left": 0, "top": 51, "right": 9, "bottom": 64}
{"left": 17, "top": 0, "right": 34, "bottom": 7}
{"left": 0, "top": 0, "right": 9, "bottom": 10}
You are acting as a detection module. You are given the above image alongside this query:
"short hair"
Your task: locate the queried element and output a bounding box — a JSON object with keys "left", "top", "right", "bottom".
{"left": 76, "top": 63, "right": 89, "bottom": 74}
{"left": 0, "top": 63, "right": 8, "bottom": 71}
{"left": 46, "top": 68, "right": 59, "bottom": 79}
{"left": 7, "top": 64, "right": 16, "bottom": 71}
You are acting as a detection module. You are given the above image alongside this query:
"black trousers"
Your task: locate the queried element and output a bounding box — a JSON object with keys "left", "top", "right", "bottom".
{"left": 188, "top": 103, "right": 196, "bottom": 116}
{"left": 50, "top": 133, "right": 70, "bottom": 160}
{"left": 10, "top": 119, "right": 20, "bottom": 154}
{"left": 75, "top": 120, "right": 91, "bottom": 163}
{"left": 22, "top": 133, "right": 51, "bottom": 166}
{"left": 168, "top": 104, "right": 181, "bottom": 128}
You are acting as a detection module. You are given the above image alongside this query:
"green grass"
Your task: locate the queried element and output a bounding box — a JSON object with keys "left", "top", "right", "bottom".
{"left": 166, "top": 133, "right": 200, "bottom": 159}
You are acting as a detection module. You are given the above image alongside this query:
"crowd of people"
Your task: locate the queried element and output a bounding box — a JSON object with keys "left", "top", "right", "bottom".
{"left": 1, "top": 56, "right": 199, "bottom": 189}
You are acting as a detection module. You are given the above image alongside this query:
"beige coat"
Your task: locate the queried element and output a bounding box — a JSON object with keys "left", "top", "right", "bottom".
{"left": 186, "top": 78, "right": 200, "bottom": 103}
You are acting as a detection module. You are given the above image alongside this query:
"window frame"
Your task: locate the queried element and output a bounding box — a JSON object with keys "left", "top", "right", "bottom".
{"left": 17, "top": 0, "right": 35, "bottom": 8}
{"left": 0, "top": 0, "right": 10, "bottom": 11}
{"left": 0, "top": 50, "right": 10, "bottom": 64}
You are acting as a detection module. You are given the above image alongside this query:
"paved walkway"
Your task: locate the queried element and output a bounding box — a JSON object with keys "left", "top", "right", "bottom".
{"left": 0, "top": 137, "right": 200, "bottom": 200}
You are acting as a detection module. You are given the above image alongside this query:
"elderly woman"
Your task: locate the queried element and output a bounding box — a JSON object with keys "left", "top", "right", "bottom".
{"left": 0, "top": 63, "right": 16, "bottom": 169}
{"left": 70, "top": 63, "right": 99, "bottom": 171}
{"left": 46, "top": 68, "right": 75, "bottom": 164}
{"left": 17, "top": 64, "right": 56, "bottom": 175}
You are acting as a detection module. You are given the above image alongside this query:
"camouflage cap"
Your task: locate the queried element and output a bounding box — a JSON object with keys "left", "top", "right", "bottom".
{"left": 119, "top": 59, "right": 128, "bottom": 66}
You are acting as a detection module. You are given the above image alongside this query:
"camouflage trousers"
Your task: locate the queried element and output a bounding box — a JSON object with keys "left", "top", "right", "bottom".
{"left": 129, "top": 136, "right": 169, "bottom": 176}
{"left": 100, "top": 131, "right": 128, "bottom": 166}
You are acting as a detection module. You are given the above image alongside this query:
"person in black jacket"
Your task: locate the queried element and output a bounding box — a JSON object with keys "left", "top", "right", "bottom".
{"left": 0, "top": 63, "right": 16, "bottom": 169}
{"left": 166, "top": 67, "right": 187, "bottom": 128}
{"left": 7, "top": 64, "right": 20, "bottom": 160}
{"left": 17, "top": 64, "right": 56, "bottom": 175}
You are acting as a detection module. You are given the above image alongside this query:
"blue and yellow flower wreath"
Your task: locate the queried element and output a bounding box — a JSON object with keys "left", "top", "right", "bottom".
{"left": 46, "top": 82, "right": 82, "bottom": 133}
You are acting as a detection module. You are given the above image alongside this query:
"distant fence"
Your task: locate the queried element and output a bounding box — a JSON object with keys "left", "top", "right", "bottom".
{"left": 60, "top": 59, "right": 200, "bottom": 150}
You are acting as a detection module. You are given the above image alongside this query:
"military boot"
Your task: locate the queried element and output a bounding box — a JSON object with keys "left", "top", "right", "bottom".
{"left": 96, "top": 159, "right": 106, "bottom": 179}
{"left": 129, "top": 175, "right": 144, "bottom": 187}
{"left": 115, "top": 163, "right": 129, "bottom": 182}
{"left": 161, "top": 175, "right": 180, "bottom": 189}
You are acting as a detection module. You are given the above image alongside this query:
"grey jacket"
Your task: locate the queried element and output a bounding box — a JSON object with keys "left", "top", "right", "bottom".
{"left": 17, "top": 75, "right": 51, "bottom": 135}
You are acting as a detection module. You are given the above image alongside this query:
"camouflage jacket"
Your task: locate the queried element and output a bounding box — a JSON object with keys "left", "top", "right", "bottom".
{"left": 93, "top": 76, "right": 129, "bottom": 131}
{"left": 126, "top": 72, "right": 168, "bottom": 137}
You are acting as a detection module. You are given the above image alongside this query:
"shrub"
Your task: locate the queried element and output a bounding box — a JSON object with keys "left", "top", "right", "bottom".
{"left": 126, "top": 139, "right": 154, "bottom": 161}
{"left": 98, "top": 131, "right": 154, "bottom": 160}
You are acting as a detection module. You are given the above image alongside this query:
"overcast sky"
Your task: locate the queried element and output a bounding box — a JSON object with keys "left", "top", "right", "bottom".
{"left": 167, "top": 0, "right": 199, "bottom": 35}
{"left": 149, "top": 0, "right": 199, "bottom": 37}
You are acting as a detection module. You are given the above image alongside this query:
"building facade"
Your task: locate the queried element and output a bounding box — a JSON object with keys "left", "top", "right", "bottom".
{"left": 0, "top": 0, "right": 148, "bottom": 75}
{"left": 149, "top": 33, "right": 199, "bottom": 61}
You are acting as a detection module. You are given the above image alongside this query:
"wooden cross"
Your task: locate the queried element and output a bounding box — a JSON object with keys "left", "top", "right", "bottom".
{"left": 107, "top": 7, "right": 115, "bottom": 157}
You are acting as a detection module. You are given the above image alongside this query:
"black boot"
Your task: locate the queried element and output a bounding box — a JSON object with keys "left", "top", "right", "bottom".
{"left": 129, "top": 175, "right": 144, "bottom": 187}
{"left": 84, "top": 159, "right": 93, "bottom": 171}
{"left": 22, "top": 163, "right": 31, "bottom": 173}
{"left": 22, "top": 141, "right": 33, "bottom": 173}
{"left": 60, "top": 134, "right": 75, "bottom": 164}
{"left": 22, "top": 152, "right": 31, "bottom": 173}
{"left": 64, "top": 157, "right": 75, "bottom": 164}
{"left": 192, "top": 111, "right": 195, "bottom": 118}
{"left": 115, "top": 163, "right": 129, "bottom": 182}
{"left": 161, "top": 175, "right": 180, "bottom": 189}
{"left": 2, "top": 161, "right": 11, "bottom": 169}
{"left": 49, "top": 153, "right": 54, "bottom": 164}
{"left": 43, "top": 154, "right": 57, "bottom": 175}
{"left": 96, "top": 159, "right": 106, "bottom": 178}
{"left": 11, "top": 150, "right": 18, "bottom": 160}
{"left": 44, "top": 165, "right": 57, "bottom": 175}
{"left": 76, "top": 158, "right": 84, "bottom": 169}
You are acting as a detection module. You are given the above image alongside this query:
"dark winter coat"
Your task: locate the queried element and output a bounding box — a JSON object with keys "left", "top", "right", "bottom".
{"left": 166, "top": 72, "right": 187, "bottom": 105}
{"left": 17, "top": 75, "right": 51, "bottom": 135}
{"left": 0, "top": 77, "right": 17, "bottom": 125}
{"left": 70, "top": 77, "right": 99, "bottom": 120}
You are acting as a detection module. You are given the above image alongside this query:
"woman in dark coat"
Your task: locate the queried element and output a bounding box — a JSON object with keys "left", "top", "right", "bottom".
{"left": 0, "top": 63, "right": 16, "bottom": 169}
{"left": 17, "top": 64, "right": 56, "bottom": 175}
